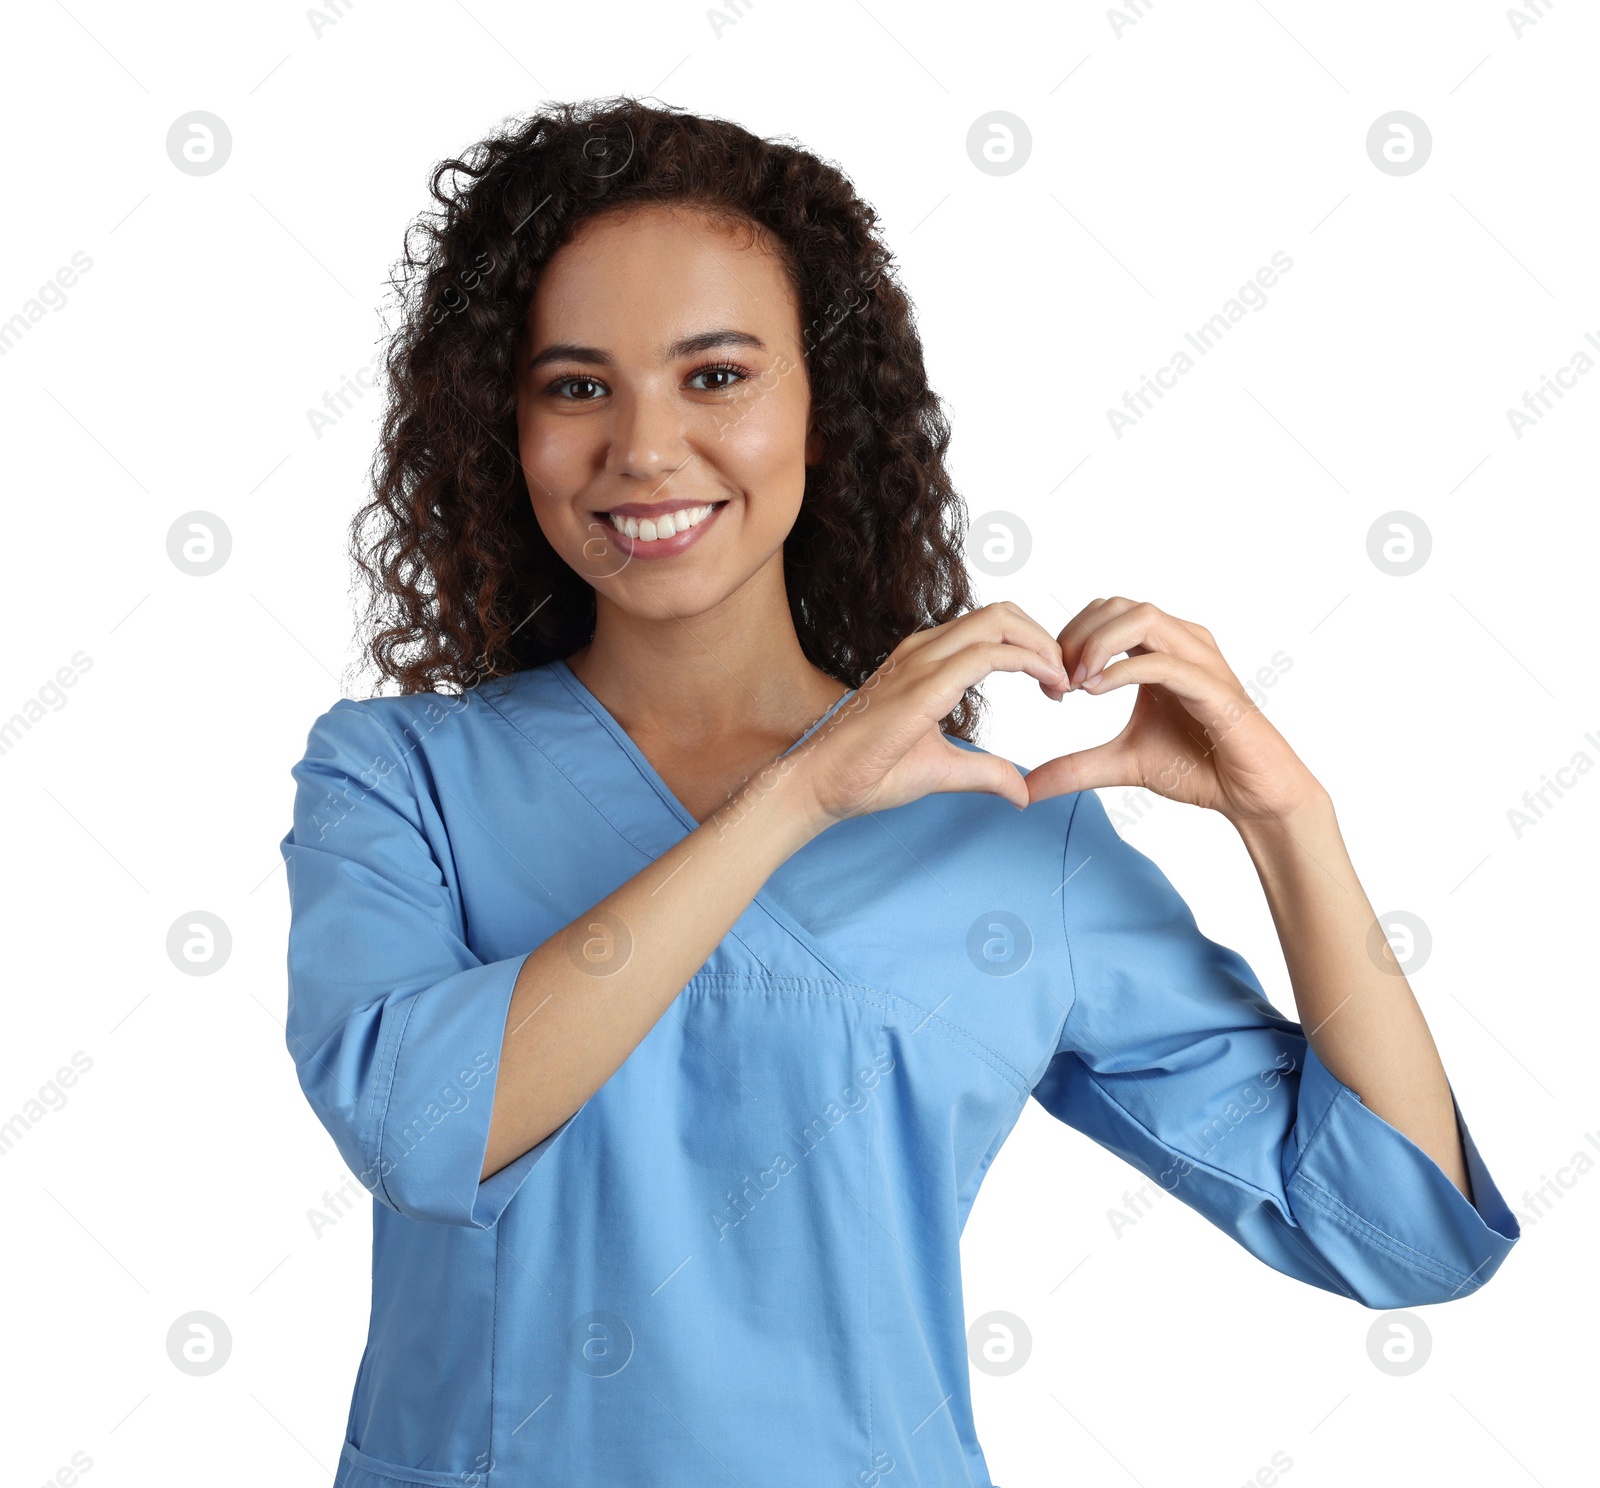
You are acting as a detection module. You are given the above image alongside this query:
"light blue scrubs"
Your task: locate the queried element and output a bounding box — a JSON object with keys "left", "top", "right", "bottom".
{"left": 280, "top": 658, "right": 1519, "bottom": 1487}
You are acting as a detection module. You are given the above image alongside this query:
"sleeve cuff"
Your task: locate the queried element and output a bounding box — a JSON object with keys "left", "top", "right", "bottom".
{"left": 371, "top": 950, "right": 569, "bottom": 1229}
{"left": 1284, "top": 1042, "right": 1520, "bottom": 1306}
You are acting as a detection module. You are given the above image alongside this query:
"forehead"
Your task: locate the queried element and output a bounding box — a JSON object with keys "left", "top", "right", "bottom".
{"left": 528, "top": 204, "right": 798, "bottom": 341}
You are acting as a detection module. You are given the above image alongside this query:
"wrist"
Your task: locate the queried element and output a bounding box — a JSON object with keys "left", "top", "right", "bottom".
{"left": 1228, "top": 782, "right": 1337, "bottom": 860}
{"left": 711, "top": 756, "right": 834, "bottom": 855}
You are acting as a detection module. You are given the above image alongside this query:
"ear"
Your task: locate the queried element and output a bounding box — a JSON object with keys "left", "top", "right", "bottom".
{"left": 805, "top": 424, "right": 825, "bottom": 466}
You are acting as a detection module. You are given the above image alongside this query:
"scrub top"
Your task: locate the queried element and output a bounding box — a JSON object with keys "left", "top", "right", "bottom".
{"left": 279, "top": 657, "right": 1520, "bottom": 1488}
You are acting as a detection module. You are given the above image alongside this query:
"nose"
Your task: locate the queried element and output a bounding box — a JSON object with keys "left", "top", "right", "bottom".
{"left": 603, "top": 383, "right": 695, "bottom": 487}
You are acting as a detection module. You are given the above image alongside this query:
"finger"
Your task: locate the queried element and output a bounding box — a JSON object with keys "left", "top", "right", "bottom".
{"left": 1025, "top": 735, "right": 1144, "bottom": 803}
{"left": 911, "top": 601, "right": 1068, "bottom": 692}
{"left": 1070, "top": 601, "right": 1217, "bottom": 688}
{"left": 1079, "top": 649, "right": 1231, "bottom": 710}
{"left": 1055, "top": 596, "right": 1135, "bottom": 687}
{"left": 865, "top": 639, "right": 1072, "bottom": 740}
{"left": 924, "top": 640, "right": 1072, "bottom": 703}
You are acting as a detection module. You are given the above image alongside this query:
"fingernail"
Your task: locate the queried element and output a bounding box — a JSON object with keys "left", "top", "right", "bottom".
{"left": 1083, "top": 671, "right": 1104, "bottom": 689}
{"left": 1072, "top": 662, "right": 1087, "bottom": 686}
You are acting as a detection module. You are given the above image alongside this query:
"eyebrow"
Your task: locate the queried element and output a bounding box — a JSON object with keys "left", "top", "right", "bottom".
{"left": 527, "top": 328, "right": 767, "bottom": 371}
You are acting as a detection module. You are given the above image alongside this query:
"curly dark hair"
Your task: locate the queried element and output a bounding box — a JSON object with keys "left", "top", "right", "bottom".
{"left": 351, "top": 94, "right": 987, "bottom": 740}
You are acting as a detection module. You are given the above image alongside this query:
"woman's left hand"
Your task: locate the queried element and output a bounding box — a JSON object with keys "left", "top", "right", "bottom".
{"left": 1024, "top": 596, "right": 1327, "bottom": 826}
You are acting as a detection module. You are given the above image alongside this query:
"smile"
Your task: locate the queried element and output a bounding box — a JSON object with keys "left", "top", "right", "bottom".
{"left": 605, "top": 503, "right": 718, "bottom": 540}
{"left": 597, "top": 501, "right": 728, "bottom": 560}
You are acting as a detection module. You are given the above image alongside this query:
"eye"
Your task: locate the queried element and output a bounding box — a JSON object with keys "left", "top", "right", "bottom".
{"left": 687, "top": 361, "right": 751, "bottom": 392}
{"left": 546, "top": 375, "right": 607, "bottom": 402}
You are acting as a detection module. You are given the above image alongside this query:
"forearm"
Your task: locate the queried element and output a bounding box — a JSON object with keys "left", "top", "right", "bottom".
{"left": 1232, "top": 789, "right": 1473, "bottom": 1202}
{"left": 481, "top": 766, "right": 829, "bottom": 1181}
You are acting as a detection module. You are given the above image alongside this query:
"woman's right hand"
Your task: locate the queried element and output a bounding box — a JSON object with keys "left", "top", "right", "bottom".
{"left": 785, "top": 601, "right": 1069, "bottom": 822}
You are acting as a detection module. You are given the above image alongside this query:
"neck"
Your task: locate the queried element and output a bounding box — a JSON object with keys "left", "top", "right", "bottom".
{"left": 566, "top": 555, "right": 846, "bottom": 749}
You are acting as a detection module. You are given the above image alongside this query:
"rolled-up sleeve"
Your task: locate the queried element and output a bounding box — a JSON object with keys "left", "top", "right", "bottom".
{"left": 280, "top": 698, "right": 563, "bottom": 1229}
{"left": 1030, "top": 787, "right": 1520, "bottom": 1309}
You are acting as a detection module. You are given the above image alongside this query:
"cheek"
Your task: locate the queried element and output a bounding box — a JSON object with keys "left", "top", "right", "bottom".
{"left": 715, "top": 385, "right": 809, "bottom": 484}
{"left": 518, "top": 415, "right": 585, "bottom": 493}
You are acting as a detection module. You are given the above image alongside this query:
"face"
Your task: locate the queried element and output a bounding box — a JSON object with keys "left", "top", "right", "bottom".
{"left": 514, "top": 203, "right": 820, "bottom": 623}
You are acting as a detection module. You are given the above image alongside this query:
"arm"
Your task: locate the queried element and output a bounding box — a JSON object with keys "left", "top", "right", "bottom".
{"left": 479, "top": 764, "right": 823, "bottom": 1180}
{"left": 1031, "top": 785, "right": 1518, "bottom": 1309}
{"left": 1233, "top": 791, "right": 1471, "bottom": 1200}
{"left": 1028, "top": 594, "right": 1474, "bottom": 1197}
{"left": 1025, "top": 595, "right": 1519, "bottom": 1304}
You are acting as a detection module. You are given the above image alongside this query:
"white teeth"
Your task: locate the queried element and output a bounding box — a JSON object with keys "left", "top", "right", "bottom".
{"left": 607, "top": 504, "right": 717, "bottom": 542}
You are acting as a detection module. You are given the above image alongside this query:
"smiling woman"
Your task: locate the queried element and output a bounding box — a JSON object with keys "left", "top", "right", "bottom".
{"left": 280, "top": 95, "right": 1519, "bottom": 1488}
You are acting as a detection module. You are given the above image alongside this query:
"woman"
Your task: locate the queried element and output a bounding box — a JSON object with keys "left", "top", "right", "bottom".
{"left": 280, "top": 97, "right": 1518, "bottom": 1487}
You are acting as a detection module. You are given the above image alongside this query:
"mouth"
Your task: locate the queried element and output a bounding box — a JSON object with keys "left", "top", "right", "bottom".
{"left": 592, "top": 499, "right": 730, "bottom": 559}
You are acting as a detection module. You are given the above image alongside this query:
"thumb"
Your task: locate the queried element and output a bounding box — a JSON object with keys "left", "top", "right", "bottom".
{"left": 926, "top": 740, "right": 1031, "bottom": 810}
{"left": 1024, "top": 736, "right": 1143, "bottom": 804}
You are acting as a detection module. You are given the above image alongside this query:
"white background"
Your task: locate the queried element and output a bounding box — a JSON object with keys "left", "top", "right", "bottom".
{"left": 1, "top": 2, "right": 1593, "bottom": 1484}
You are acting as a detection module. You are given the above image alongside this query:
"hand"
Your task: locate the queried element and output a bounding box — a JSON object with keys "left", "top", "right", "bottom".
{"left": 1024, "top": 597, "right": 1327, "bottom": 827}
{"left": 787, "top": 601, "right": 1069, "bottom": 822}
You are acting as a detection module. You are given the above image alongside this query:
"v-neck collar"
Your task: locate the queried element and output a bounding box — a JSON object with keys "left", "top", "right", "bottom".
{"left": 547, "top": 656, "right": 856, "bottom": 834}
{"left": 475, "top": 657, "right": 860, "bottom": 981}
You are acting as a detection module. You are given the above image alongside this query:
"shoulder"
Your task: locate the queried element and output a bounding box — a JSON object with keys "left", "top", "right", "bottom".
{"left": 291, "top": 670, "right": 542, "bottom": 761}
